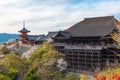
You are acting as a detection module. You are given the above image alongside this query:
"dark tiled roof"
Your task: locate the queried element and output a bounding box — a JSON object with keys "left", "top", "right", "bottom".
{"left": 53, "top": 31, "right": 72, "bottom": 37}
{"left": 18, "top": 27, "right": 30, "bottom": 33}
{"left": 59, "top": 31, "right": 72, "bottom": 37}
{"left": 46, "top": 31, "right": 58, "bottom": 39}
{"left": 52, "top": 31, "right": 73, "bottom": 39}
{"left": 66, "top": 16, "right": 120, "bottom": 37}
{"left": 27, "top": 35, "right": 38, "bottom": 40}
{"left": 36, "top": 35, "right": 47, "bottom": 41}
{"left": 27, "top": 35, "right": 46, "bottom": 41}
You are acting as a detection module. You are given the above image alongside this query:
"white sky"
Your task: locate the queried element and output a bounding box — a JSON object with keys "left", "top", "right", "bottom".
{"left": 0, "top": 0, "right": 120, "bottom": 35}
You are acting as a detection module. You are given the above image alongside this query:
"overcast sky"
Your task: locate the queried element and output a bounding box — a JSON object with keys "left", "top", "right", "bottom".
{"left": 0, "top": 0, "right": 120, "bottom": 35}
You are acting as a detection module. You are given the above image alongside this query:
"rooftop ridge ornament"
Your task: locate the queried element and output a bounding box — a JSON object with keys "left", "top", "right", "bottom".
{"left": 23, "top": 20, "right": 25, "bottom": 28}
{"left": 18, "top": 21, "right": 30, "bottom": 33}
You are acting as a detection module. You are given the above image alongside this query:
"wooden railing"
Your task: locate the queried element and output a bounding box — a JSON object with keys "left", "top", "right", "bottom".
{"left": 53, "top": 43, "right": 116, "bottom": 50}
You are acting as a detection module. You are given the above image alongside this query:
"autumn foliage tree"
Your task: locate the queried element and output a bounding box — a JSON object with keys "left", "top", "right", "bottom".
{"left": 93, "top": 68, "right": 120, "bottom": 80}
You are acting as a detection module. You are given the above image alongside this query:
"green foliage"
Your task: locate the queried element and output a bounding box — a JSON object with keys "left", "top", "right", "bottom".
{"left": 27, "top": 42, "right": 65, "bottom": 80}
{"left": 0, "top": 74, "right": 11, "bottom": 80}
{"left": 36, "top": 43, "right": 65, "bottom": 80}
{"left": 0, "top": 42, "right": 68, "bottom": 80}
{"left": 28, "top": 48, "right": 44, "bottom": 64}
{"left": 1, "top": 53, "right": 26, "bottom": 70}
{"left": 7, "top": 68, "right": 18, "bottom": 80}
{"left": 65, "top": 73, "right": 79, "bottom": 80}
{"left": 41, "top": 42, "right": 55, "bottom": 52}
{"left": 29, "top": 42, "right": 55, "bottom": 64}
{"left": 0, "top": 53, "right": 28, "bottom": 80}
{"left": 79, "top": 74, "right": 89, "bottom": 80}
{"left": 23, "top": 67, "right": 42, "bottom": 80}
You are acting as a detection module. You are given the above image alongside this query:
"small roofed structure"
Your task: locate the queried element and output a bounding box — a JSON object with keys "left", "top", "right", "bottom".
{"left": 46, "top": 31, "right": 72, "bottom": 42}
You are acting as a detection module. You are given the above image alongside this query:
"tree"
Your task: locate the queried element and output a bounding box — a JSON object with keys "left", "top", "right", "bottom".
{"left": 38, "top": 49, "right": 65, "bottom": 80}
{"left": 1, "top": 54, "right": 26, "bottom": 70}
{"left": 57, "top": 58, "right": 67, "bottom": 71}
{"left": 0, "top": 74, "right": 11, "bottom": 80}
{"left": 93, "top": 68, "right": 120, "bottom": 80}
{"left": 23, "top": 67, "right": 42, "bottom": 80}
{"left": 110, "top": 31, "right": 120, "bottom": 44}
{"left": 28, "top": 42, "right": 53, "bottom": 64}
{"left": 23, "top": 42, "right": 67, "bottom": 80}
{"left": 7, "top": 68, "right": 18, "bottom": 80}
{"left": 27, "top": 42, "right": 66, "bottom": 80}
{"left": 0, "top": 53, "right": 28, "bottom": 80}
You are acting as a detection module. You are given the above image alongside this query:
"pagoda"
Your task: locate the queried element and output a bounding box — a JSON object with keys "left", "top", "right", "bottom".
{"left": 18, "top": 21, "right": 30, "bottom": 44}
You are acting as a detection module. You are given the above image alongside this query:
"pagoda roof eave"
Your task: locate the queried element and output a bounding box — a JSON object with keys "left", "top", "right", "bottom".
{"left": 18, "top": 27, "right": 30, "bottom": 33}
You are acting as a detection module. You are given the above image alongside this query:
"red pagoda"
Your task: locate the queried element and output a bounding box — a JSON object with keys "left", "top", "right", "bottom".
{"left": 18, "top": 21, "right": 30, "bottom": 44}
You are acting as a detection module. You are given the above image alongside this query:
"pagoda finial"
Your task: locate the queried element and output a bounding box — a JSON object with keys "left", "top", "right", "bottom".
{"left": 23, "top": 20, "right": 25, "bottom": 28}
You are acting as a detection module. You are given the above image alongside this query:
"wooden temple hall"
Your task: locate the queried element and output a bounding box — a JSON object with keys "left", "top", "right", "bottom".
{"left": 51, "top": 16, "right": 120, "bottom": 73}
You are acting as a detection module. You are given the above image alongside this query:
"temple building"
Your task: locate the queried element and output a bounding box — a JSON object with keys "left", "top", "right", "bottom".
{"left": 18, "top": 16, "right": 120, "bottom": 73}
{"left": 51, "top": 16, "right": 120, "bottom": 73}
{"left": 18, "top": 22, "right": 46, "bottom": 45}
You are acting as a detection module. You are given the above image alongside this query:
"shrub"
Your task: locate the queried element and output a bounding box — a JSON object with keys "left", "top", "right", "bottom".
{"left": 65, "top": 73, "right": 79, "bottom": 80}
{"left": 79, "top": 74, "right": 89, "bottom": 80}
{"left": 7, "top": 68, "right": 18, "bottom": 80}
{"left": 93, "top": 68, "right": 120, "bottom": 80}
{"left": 0, "top": 74, "right": 11, "bottom": 80}
{"left": 23, "top": 67, "right": 42, "bottom": 80}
